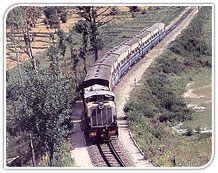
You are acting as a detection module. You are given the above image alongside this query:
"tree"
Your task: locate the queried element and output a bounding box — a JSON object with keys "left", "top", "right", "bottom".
{"left": 43, "top": 7, "right": 69, "bottom": 29}
{"left": 128, "top": 6, "right": 140, "bottom": 18}
{"left": 65, "top": 27, "right": 80, "bottom": 80}
{"left": 75, "top": 7, "right": 114, "bottom": 61}
{"left": 7, "top": 68, "right": 75, "bottom": 166}
{"left": 6, "top": 6, "right": 42, "bottom": 71}
{"left": 73, "top": 20, "right": 89, "bottom": 73}
{"left": 110, "top": 7, "right": 120, "bottom": 15}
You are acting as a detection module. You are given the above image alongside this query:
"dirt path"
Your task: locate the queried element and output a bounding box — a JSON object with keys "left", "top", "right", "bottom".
{"left": 69, "top": 101, "right": 93, "bottom": 167}
{"left": 113, "top": 9, "right": 198, "bottom": 167}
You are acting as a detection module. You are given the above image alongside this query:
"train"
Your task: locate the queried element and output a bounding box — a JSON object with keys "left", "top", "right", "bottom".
{"left": 80, "top": 7, "right": 196, "bottom": 141}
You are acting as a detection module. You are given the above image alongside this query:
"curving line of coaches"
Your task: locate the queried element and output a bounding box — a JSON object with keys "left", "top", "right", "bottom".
{"left": 82, "top": 7, "right": 196, "bottom": 92}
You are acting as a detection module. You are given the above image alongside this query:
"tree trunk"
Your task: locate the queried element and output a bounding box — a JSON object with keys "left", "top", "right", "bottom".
{"left": 82, "top": 33, "right": 88, "bottom": 74}
{"left": 46, "top": 141, "right": 54, "bottom": 167}
{"left": 9, "top": 26, "right": 23, "bottom": 83}
{"left": 29, "top": 133, "right": 36, "bottom": 167}
{"left": 90, "top": 27, "right": 98, "bottom": 61}
{"left": 70, "top": 47, "right": 78, "bottom": 76}
{"left": 94, "top": 45, "right": 98, "bottom": 61}
{"left": 23, "top": 29, "right": 38, "bottom": 71}
{"left": 14, "top": 41, "right": 23, "bottom": 83}
{"left": 91, "top": 8, "right": 99, "bottom": 61}
{"left": 83, "top": 58, "right": 87, "bottom": 74}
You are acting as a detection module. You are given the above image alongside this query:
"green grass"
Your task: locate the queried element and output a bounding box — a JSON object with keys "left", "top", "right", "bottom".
{"left": 37, "top": 142, "right": 75, "bottom": 167}
{"left": 182, "top": 69, "right": 212, "bottom": 129}
{"left": 125, "top": 6, "right": 212, "bottom": 167}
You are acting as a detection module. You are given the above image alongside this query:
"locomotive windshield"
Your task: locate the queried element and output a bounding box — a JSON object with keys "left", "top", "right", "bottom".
{"left": 85, "top": 94, "right": 114, "bottom": 103}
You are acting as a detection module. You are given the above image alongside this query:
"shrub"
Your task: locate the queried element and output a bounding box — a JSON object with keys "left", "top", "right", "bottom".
{"left": 184, "top": 128, "right": 193, "bottom": 136}
{"left": 128, "top": 6, "right": 140, "bottom": 12}
{"left": 60, "top": 13, "right": 67, "bottom": 23}
{"left": 197, "top": 133, "right": 212, "bottom": 140}
{"left": 110, "top": 7, "right": 120, "bottom": 15}
{"left": 43, "top": 7, "right": 60, "bottom": 29}
{"left": 141, "top": 9, "right": 147, "bottom": 15}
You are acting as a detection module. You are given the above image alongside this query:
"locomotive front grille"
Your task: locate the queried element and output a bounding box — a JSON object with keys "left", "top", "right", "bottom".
{"left": 91, "top": 107, "right": 113, "bottom": 127}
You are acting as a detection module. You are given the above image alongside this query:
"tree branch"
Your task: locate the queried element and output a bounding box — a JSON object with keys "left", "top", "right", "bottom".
{"left": 96, "top": 7, "right": 111, "bottom": 17}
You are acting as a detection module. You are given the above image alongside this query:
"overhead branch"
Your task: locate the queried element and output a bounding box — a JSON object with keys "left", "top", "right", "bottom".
{"left": 96, "top": 7, "right": 111, "bottom": 17}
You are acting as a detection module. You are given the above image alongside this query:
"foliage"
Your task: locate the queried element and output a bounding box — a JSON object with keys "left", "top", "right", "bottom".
{"left": 128, "top": 6, "right": 140, "bottom": 12}
{"left": 7, "top": 6, "right": 42, "bottom": 29}
{"left": 124, "top": 6, "right": 212, "bottom": 167}
{"left": 6, "top": 6, "right": 42, "bottom": 71}
{"left": 43, "top": 7, "right": 69, "bottom": 28}
{"left": 110, "top": 7, "right": 120, "bottom": 15}
{"left": 52, "top": 142, "right": 74, "bottom": 167}
{"left": 128, "top": 6, "right": 140, "bottom": 18}
{"left": 7, "top": 7, "right": 25, "bottom": 29}
{"left": 169, "top": 7, "right": 212, "bottom": 65}
{"left": 7, "top": 65, "right": 76, "bottom": 166}
{"left": 38, "top": 141, "right": 75, "bottom": 167}
{"left": 75, "top": 7, "right": 113, "bottom": 61}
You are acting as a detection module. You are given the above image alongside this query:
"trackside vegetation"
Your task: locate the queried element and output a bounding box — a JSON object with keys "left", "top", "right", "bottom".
{"left": 124, "top": 6, "right": 212, "bottom": 167}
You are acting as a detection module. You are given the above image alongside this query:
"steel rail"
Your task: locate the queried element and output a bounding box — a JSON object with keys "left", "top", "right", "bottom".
{"left": 107, "top": 141, "right": 126, "bottom": 167}
{"left": 96, "top": 141, "right": 126, "bottom": 167}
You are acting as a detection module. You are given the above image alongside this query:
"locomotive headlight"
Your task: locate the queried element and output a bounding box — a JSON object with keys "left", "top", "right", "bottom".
{"left": 89, "top": 132, "right": 97, "bottom": 137}
{"left": 98, "top": 102, "right": 104, "bottom": 109}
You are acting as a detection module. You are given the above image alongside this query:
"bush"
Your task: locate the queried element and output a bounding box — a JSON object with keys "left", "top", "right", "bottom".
{"left": 123, "top": 6, "right": 211, "bottom": 167}
{"left": 52, "top": 142, "right": 74, "bottom": 167}
{"left": 43, "top": 7, "right": 60, "bottom": 29}
{"left": 60, "top": 13, "right": 67, "bottom": 23}
{"left": 49, "top": 15, "right": 60, "bottom": 29}
{"left": 197, "top": 133, "right": 212, "bottom": 140}
{"left": 141, "top": 9, "right": 147, "bottom": 15}
{"left": 110, "top": 7, "right": 120, "bottom": 15}
{"left": 128, "top": 6, "right": 140, "bottom": 12}
{"left": 184, "top": 128, "right": 193, "bottom": 136}
{"left": 168, "top": 7, "right": 212, "bottom": 69}
{"left": 150, "top": 127, "right": 163, "bottom": 139}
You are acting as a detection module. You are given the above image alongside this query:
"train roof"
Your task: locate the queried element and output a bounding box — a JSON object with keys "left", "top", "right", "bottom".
{"left": 124, "top": 36, "right": 140, "bottom": 46}
{"left": 81, "top": 22, "right": 166, "bottom": 90}
{"left": 100, "top": 53, "right": 119, "bottom": 65}
{"left": 147, "top": 23, "right": 165, "bottom": 31}
{"left": 81, "top": 63, "right": 111, "bottom": 89}
{"left": 81, "top": 52, "right": 120, "bottom": 89}
{"left": 111, "top": 44, "right": 130, "bottom": 55}
{"left": 84, "top": 90, "right": 115, "bottom": 98}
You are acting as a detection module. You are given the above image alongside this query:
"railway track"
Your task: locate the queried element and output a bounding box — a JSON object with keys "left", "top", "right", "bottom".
{"left": 87, "top": 137, "right": 133, "bottom": 167}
